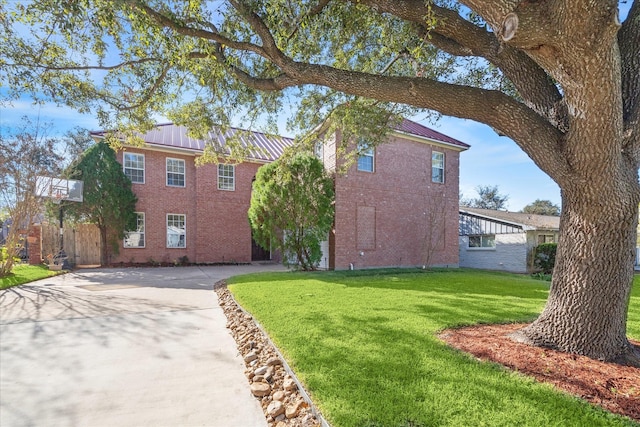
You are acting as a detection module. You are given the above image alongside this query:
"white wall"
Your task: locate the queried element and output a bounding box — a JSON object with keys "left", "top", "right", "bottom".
{"left": 459, "top": 233, "right": 528, "bottom": 273}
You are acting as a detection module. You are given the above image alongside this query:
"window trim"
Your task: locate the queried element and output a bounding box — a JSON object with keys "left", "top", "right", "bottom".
{"left": 124, "top": 212, "right": 145, "bottom": 248}
{"left": 166, "top": 157, "right": 186, "bottom": 187}
{"left": 123, "top": 152, "right": 145, "bottom": 184}
{"left": 357, "top": 141, "right": 375, "bottom": 173}
{"left": 468, "top": 234, "right": 496, "bottom": 250}
{"left": 166, "top": 213, "right": 186, "bottom": 248}
{"left": 432, "top": 151, "right": 445, "bottom": 184}
{"left": 218, "top": 164, "right": 236, "bottom": 191}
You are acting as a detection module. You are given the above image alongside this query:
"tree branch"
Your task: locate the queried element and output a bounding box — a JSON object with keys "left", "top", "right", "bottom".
{"left": 357, "top": 0, "right": 566, "bottom": 131}
{"left": 5, "top": 57, "right": 160, "bottom": 71}
{"left": 128, "top": 1, "right": 264, "bottom": 56}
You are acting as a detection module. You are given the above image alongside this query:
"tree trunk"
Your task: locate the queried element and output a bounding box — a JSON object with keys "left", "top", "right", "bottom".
{"left": 513, "top": 173, "right": 640, "bottom": 366}
{"left": 99, "top": 225, "right": 108, "bottom": 267}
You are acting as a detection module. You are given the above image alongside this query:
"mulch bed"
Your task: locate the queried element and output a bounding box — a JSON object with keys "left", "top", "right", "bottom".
{"left": 438, "top": 323, "right": 640, "bottom": 422}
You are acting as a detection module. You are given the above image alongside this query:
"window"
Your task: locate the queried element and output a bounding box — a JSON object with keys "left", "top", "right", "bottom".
{"left": 538, "top": 234, "right": 555, "bottom": 244}
{"left": 166, "top": 158, "right": 185, "bottom": 187}
{"left": 468, "top": 235, "right": 496, "bottom": 248}
{"left": 432, "top": 152, "right": 444, "bottom": 183}
{"left": 218, "top": 164, "right": 235, "bottom": 191}
{"left": 167, "top": 214, "right": 186, "bottom": 248}
{"left": 124, "top": 213, "right": 145, "bottom": 248}
{"left": 314, "top": 141, "right": 324, "bottom": 160}
{"left": 357, "top": 141, "right": 374, "bottom": 172}
{"left": 124, "top": 153, "right": 144, "bottom": 184}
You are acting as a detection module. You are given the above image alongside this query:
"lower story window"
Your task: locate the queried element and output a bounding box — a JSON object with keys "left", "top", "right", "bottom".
{"left": 124, "top": 213, "right": 145, "bottom": 248}
{"left": 167, "top": 214, "right": 186, "bottom": 248}
{"left": 469, "top": 235, "right": 495, "bottom": 248}
{"left": 538, "top": 234, "right": 555, "bottom": 244}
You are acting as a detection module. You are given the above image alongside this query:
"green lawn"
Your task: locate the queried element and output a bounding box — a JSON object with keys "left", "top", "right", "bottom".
{"left": 229, "top": 269, "right": 640, "bottom": 427}
{"left": 0, "top": 264, "right": 62, "bottom": 289}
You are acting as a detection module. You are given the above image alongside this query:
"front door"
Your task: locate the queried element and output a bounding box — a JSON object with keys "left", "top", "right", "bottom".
{"left": 251, "top": 238, "right": 271, "bottom": 261}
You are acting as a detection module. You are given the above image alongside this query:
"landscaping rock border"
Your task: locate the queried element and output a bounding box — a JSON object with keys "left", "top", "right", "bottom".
{"left": 215, "top": 280, "right": 326, "bottom": 427}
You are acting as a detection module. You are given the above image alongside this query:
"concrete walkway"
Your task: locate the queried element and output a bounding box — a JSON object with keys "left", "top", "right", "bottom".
{"left": 0, "top": 264, "right": 286, "bottom": 427}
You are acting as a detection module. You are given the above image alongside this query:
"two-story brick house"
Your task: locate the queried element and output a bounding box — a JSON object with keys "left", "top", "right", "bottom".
{"left": 90, "top": 119, "right": 468, "bottom": 269}
{"left": 317, "top": 119, "right": 469, "bottom": 269}
{"left": 90, "top": 125, "right": 293, "bottom": 265}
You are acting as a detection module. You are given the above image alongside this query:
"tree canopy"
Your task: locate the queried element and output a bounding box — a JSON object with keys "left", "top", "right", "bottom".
{"left": 249, "top": 151, "right": 334, "bottom": 270}
{"left": 461, "top": 185, "right": 509, "bottom": 211}
{"left": 63, "top": 142, "right": 138, "bottom": 266}
{"left": 521, "top": 199, "right": 560, "bottom": 217}
{"left": 2, "top": 0, "right": 639, "bottom": 364}
{"left": 0, "top": 117, "right": 64, "bottom": 275}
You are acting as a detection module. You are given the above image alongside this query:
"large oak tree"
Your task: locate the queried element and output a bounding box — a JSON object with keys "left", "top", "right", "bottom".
{"left": 2, "top": 1, "right": 639, "bottom": 365}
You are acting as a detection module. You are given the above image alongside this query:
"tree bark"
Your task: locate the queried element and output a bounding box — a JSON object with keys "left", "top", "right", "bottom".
{"left": 513, "top": 171, "right": 640, "bottom": 365}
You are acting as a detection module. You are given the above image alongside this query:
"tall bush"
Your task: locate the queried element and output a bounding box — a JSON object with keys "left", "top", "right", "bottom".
{"left": 534, "top": 243, "right": 557, "bottom": 274}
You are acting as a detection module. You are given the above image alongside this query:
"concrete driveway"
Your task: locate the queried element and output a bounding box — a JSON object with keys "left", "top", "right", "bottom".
{"left": 0, "top": 264, "right": 286, "bottom": 427}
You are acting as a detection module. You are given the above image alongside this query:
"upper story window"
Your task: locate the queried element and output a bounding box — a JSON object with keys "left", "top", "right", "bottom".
{"left": 218, "top": 164, "right": 235, "bottom": 191}
{"left": 314, "top": 141, "right": 324, "bottom": 160}
{"left": 124, "top": 153, "right": 144, "bottom": 184}
{"left": 432, "top": 151, "right": 445, "bottom": 183}
{"left": 124, "top": 212, "right": 145, "bottom": 248}
{"left": 357, "top": 141, "right": 374, "bottom": 173}
{"left": 469, "top": 235, "right": 495, "bottom": 248}
{"left": 166, "top": 158, "right": 185, "bottom": 187}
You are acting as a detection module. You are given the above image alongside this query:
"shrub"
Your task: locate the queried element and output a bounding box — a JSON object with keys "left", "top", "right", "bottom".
{"left": 534, "top": 243, "right": 557, "bottom": 274}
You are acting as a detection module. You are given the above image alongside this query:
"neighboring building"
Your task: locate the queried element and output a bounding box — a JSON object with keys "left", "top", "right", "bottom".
{"left": 90, "top": 124, "right": 293, "bottom": 265}
{"left": 317, "top": 119, "right": 470, "bottom": 270}
{"left": 458, "top": 207, "right": 560, "bottom": 273}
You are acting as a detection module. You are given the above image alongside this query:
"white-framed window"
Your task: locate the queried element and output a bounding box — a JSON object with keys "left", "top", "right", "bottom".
{"left": 357, "top": 141, "right": 374, "bottom": 172}
{"left": 432, "top": 151, "right": 444, "bottom": 183}
{"left": 218, "top": 164, "right": 235, "bottom": 191}
{"left": 468, "top": 235, "right": 496, "bottom": 248}
{"left": 124, "top": 153, "right": 145, "bottom": 184}
{"left": 124, "top": 213, "right": 145, "bottom": 248}
{"left": 314, "top": 141, "right": 324, "bottom": 159}
{"left": 167, "top": 214, "right": 186, "bottom": 248}
{"left": 166, "top": 158, "right": 185, "bottom": 187}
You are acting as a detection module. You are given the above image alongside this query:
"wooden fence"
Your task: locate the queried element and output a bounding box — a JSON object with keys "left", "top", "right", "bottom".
{"left": 41, "top": 223, "right": 101, "bottom": 266}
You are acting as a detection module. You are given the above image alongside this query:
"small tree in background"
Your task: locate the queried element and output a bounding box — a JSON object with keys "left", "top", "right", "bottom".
{"left": 249, "top": 151, "right": 334, "bottom": 271}
{"left": 522, "top": 199, "right": 560, "bottom": 216}
{"left": 63, "top": 142, "right": 137, "bottom": 266}
{"left": 0, "top": 117, "right": 63, "bottom": 276}
{"left": 462, "top": 185, "right": 509, "bottom": 211}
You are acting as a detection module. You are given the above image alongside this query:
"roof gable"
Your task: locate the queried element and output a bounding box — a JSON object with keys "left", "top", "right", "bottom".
{"left": 392, "top": 119, "right": 470, "bottom": 150}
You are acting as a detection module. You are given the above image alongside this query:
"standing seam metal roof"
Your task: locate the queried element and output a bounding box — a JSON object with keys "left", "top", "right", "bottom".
{"left": 91, "top": 119, "right": 469, "bottom": 160}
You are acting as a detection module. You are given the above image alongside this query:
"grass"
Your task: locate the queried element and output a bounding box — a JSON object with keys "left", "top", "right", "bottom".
{"left": 0, "top": 264, "right": 62, "bottom": 289}
{"left": 229, "top": 269, "right": 640, "bottom": 427}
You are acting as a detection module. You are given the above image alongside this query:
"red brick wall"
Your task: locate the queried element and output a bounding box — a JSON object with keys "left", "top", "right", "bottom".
{"left": 330, "top": 133, "right": 462, "bottom": 270}
{"left": 112, "top": 148, "right": 261, "bottom": 265}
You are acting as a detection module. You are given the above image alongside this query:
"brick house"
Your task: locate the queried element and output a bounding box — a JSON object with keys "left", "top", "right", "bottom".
{"left": 91, "top": 119, "right": 469, "bottom": 269}
{"left": 90, "top": 125, "right": 293, "bottom": 265}
{"left": 317, "top": 119, "right": 469, "bottom": 270}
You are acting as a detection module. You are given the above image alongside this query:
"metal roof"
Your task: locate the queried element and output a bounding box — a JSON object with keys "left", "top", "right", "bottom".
{"left": 91, "top": 118, "right": 469, "bottom": 160}
{"left": 91, "top": 123, "right": 295, "bottom": 162}
{"left": 393, "top": 119, "right": 470, "bottom": 149}
{"left": 459, "top": 207, "right": 560, "bottom": 230}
